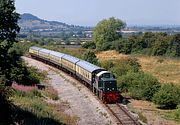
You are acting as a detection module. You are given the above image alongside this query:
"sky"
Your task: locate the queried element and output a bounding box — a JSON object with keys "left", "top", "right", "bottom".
{"left": 15, "top": 0, "right": 180, "bottom": 26}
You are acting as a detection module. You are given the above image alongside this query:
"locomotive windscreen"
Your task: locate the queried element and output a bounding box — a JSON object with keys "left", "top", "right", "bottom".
{"left": 103, "top": 81, "right": 117, "bottom": 92}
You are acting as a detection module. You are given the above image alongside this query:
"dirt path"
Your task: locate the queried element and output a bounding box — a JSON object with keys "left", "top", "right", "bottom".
{"left": 22, "top": 57, "right": 117, "bottom": 125}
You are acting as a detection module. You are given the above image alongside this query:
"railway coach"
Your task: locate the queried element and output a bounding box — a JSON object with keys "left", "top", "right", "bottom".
{"left": 29, "top": 46, "right": 119, "bottom": 103}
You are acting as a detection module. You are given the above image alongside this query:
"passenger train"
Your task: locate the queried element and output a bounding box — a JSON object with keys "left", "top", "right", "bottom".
{"left": 29, "top": 46, "right": 119, "bottom": 103}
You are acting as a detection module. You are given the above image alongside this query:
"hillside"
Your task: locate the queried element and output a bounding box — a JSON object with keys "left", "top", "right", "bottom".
{"left": 18, "top": 13, "right": 90, "bottom": 36}
{"left": 96, "top": 50, "right": 180, "bottom": 84}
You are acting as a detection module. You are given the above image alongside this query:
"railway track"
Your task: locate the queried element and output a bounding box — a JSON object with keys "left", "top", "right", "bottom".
{"left": 106, "top": 103, "right": 140, "bottom": 125}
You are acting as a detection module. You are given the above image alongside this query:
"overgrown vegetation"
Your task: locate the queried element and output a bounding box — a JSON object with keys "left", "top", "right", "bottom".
{"left": 11, "top": 89, "right": 77, "bottom": 125}
{"left": 41, "top": 87, "right": 59, "bottom": 100}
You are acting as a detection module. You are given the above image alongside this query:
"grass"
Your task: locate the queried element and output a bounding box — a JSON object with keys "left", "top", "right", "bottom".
{"left": 11, "top": 89, "right": 77, "bottom": 125}
{"left": 164, "top": 106, "right": 180, "bottom": 122}
{"left": 137, "top": 55, "right": 180, "bottom": 84}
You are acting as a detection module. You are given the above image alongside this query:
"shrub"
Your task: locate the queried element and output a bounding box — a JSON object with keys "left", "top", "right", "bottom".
{"left": 118, "top": 72, "right": 161, "bottom": 101}
{"left": 81, "top": 41, "right": 96, "bottom": 49}
{"left": 99, "top": 60, "right": 114, "bottom": 70}
{"left": 152, "top": 84, "right": 180, "bottom": 109}
{"left": 82, "top": 50, "right": 98, "bottom": 65}
{"left": 10, "top": 63, "right": 46, "bottom": 86}
{"left": 110, "top": 57, "right": 141, "bottom": 77}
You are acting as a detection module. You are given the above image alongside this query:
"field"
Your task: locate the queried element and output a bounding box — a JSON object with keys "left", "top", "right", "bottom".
{"left": 96, "top": 50, "right": 180, "bottom": 84}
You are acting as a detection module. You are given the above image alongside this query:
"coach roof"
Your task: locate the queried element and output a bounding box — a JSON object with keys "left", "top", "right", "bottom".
{"left": 62, "top": 54, "right": 80, "bottom": 63}
{"left": 39, "top": 48, "right": 52, "bottom": 54}
{"left": 50, "top": 51, "right": 65, "bottom": 58}
{"left": 76, "top": 60, "right": 104, "bottom": 73}
{"left": 30, "top": 46, "right": 42, "bottom": 51}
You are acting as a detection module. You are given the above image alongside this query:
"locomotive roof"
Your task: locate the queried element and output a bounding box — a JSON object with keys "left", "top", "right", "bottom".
{"left": 76, "top": 60, "right": 104, "bottom": 73}
{"left": 30, "top": 46, "right": 42, "bottom": 51}
{"left": 62, "top": 54, "right": 80, "bottom": 63}
{"left": 96, "top": 71, "right": 109, "bottom": 77}
{"left": 50, "top": 51, "right": 65, "bottom": 58}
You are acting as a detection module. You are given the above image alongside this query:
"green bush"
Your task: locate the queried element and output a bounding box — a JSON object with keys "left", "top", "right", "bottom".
{"left": 99, "top": 60, "right": 114, "bottom": 70}
{"left": 110, "top": 57, "right": 141, "bottom": 77}
{"left": 10, "top": 62, "right": 46, "bottom": 85}
{"left": 118, "top": 72, "right": 161, "bottom": 101}
{"left": 81, "top": 41, "right": 96, "bottom": 49}
{"left": 152, "top": 84, "right": 180, "bottom": 109}
{"left": 82, "top": 50, "right": 98, "bottom": 65}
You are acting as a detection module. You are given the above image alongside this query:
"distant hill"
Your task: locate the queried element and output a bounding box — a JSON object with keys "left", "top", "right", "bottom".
{"left": 18, "top": 13, "right": 91, "bottom": 35}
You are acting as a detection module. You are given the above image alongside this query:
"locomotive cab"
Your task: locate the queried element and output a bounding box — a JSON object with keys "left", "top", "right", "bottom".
{"left": 94, "top": 71, "right": 119, "bottom": 103}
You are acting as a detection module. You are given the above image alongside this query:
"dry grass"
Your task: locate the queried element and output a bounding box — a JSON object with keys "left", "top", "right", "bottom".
{"left": 128, "top": 99, "right": 180, "bottom": 125}
{"left": 96, "top": 50, "right": 128, "bottom": 61}
{"left": 138, "top": 56, "right": 180, "bottom": 84}
{"left": 96, "top": 50, "right": 180, "bottom": 84}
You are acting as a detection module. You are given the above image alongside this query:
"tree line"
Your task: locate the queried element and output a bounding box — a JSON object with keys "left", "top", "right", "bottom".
{"left": 83, "top": 17, "right": 180, "bottom": 57}
{"left": 112, "top": 32, "right": 180, "bottom": 57}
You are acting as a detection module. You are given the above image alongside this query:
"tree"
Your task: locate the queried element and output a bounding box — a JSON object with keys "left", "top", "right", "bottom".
{"left": 82, "top": 50, "right": 98, "bottom": 65}
{"left": 167, "top": 34, "right": 180, "bottom": 57}
{"left": 152, "top": 33, "right": 169, "bottom": 56}
{"left": 93, "top": 17, "right": 126, "bottom": 50}
{"left": 0, "top": 1, "right": 20, "bottom": 124}
{"left": 112, "top": 38, "right": 132, "bottom": 54}
{"left": 0, "top": 0, "right": 20, "bottom": 81}
{"left": 81, "top": 41, "right": 96, "bottom": 49}
{"left": 0, "top": 0, "right": 20, "bottom": 43}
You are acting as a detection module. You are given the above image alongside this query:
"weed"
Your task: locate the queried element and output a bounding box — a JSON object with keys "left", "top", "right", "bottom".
{"left": 138, "top": 112, "right": 147, "bottom": 123}
{"left": 41, "top": 86, "right": 59, "bottom": 100}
